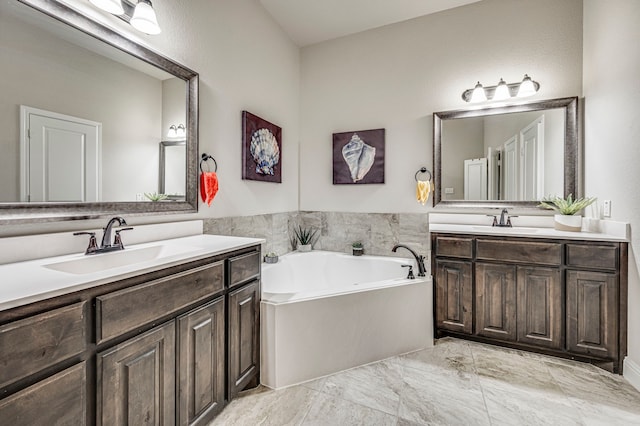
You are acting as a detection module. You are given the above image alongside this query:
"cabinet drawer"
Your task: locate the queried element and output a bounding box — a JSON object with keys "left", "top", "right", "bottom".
{"left": 476, "top": 239, "right": 561, "bottom": 265}
{"left": 0, "top": 362, "right": 87, "bottom": 425}
{"left": 229, "top": 251, "right": 260, "bottom": 288}
{"left": 96, "top": 261, "right": 224, "bottom": 344}
{"left": 435, "top": 236, "right": 473, "bottom": 259}
{"left": 566, "top": 244, "right": 618, "bottom": 271}
{"left": 0, "top": 302, "right": 86, "bottom": 389}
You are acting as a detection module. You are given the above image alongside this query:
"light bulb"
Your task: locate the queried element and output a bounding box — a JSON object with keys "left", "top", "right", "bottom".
{"left": 89, "top": 0, "right": 124, "bottom": 15}
{"left": 493, "top": 78, "right": 510, "bottom": 101}
{"left": 469, "top": 81, "right": 487, "bottom": 103}
{"left": 130, "top": 0, "right": 161, "bottom": 35}
{"left": 176, "top": 124, "right": 186, "bottom": 137}
{"left": 167, "top": 125, "right": 177, "bottom": 138}
{"left": 517, "top": 74, "right": 537, "bottom": 97}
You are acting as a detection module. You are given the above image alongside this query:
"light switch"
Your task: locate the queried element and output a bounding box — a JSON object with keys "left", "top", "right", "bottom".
{"left": 445, "top": 187, "right": 454, "bottom": 194}
{"left": 603, "top": 200, "right": 611, "bottom": 217}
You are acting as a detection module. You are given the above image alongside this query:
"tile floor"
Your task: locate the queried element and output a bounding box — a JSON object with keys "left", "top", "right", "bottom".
{"left": 210, "top": 338, "right": 640, "bottom": 425}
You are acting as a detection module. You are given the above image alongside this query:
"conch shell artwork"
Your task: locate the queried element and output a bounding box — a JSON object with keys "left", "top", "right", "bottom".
{"left": 342, "top": 133, "right": 376, "bottom": 182}
{"left": 250, "top": 128, "right": 280, "bottom": 175}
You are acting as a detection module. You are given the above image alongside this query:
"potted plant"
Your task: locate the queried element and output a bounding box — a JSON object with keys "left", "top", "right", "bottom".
{"left": 264, "top": 252, "right": 279, "bottom": 264}
{"left": 292, "top": 225, "right": 317, "bottom": 252}
{"left": 352, "top": 242, "right": 364, "bottom": 256}
{"left": 538, "top": 194, "right": 597, "bottom": 232}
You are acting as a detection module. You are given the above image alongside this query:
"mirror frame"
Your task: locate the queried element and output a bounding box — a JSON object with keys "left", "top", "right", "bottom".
{"left": 1, "top": 0, "right": 199, "bottom": 224}
{"left": 433, "top": 96, "right": 579, "bottom": 208}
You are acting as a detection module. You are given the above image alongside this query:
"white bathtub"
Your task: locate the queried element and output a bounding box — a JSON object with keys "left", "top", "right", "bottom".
{"left": 260, "top": 251, "right": 433, "bottom": 389}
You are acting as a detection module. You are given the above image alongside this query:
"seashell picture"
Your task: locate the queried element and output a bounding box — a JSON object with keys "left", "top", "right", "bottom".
{"left": 333, "top": 128, "right": 385, "bottom": 184}
{"left": 242, "top": 111, "right": 282, "bottom": 183}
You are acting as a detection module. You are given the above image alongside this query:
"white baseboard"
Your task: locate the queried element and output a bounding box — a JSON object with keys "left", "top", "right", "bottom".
{"left": 624, "top": 357, "right": 640, "bottom": 392}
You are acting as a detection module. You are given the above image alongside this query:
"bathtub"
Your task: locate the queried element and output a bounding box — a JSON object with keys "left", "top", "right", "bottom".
{"left": 260, "top": 250, "right": 433, "bottom": 389}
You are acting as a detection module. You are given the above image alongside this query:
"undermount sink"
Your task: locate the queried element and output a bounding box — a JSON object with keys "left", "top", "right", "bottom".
{"left": 471, "top": 225, "right": 540, "bottom": 234}
{"left": 43, "top": 244, "right": 199, "bottom": 275}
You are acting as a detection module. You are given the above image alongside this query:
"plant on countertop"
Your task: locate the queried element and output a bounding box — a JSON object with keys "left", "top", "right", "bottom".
{"left": 292, "top": 225, "right": 318, "bottom": 248}
{"left": 144, "top": 192, "right": 169, "bottom": 202}
{"left": 538, "top": 194, "right": 597, "bottom": 215}
{"left": 352, "top": 242, "right": 363, "bottom": 248}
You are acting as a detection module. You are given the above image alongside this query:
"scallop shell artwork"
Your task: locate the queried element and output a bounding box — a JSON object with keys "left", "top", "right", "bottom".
{"left": 342, "top": 133, "right": 376, "bottom": 182}
{"left": 250, "top": 128, "right": 280, "bottom": 175}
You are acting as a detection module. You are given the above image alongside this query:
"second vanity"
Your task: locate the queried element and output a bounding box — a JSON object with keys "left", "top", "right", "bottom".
{"left": 430, "top": 216, "right": 628, "bottom": 373}
{"left": 0, "top": 226, "right": 263, "bottom": 425}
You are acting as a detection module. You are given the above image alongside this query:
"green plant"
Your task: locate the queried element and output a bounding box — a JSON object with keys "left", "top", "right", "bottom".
{"left": 144, "top": 192, "right": 168, "bottom": 202}
{"left": 352, "top": 242, "right": 363, "bottom": 248}
{"left": 538, "top": 194, "right": 596, "bottom": 215}
{"left": 265, "top": 252, "right": 278, "bottom": 257}
{"left": 293, "top": 225, "right": 318, "bottom": 246}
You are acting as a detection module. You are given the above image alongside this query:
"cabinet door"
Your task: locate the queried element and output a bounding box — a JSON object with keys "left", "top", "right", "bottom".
{"left": 0, "top": 362, "right": 87, "bottom": 426}
{"left": 435, "top": 260, "right": 473, "bottom": 334}
{"left": 566, "top": 270, "right": 618, "bottom": 359}
{"left": 97, "top": 321, "right": 176, "bottom": 426}
{"left": 177, "top": 298, "right": 225, "bottom": 426}
{"left": 228, "top": 280, "right": 260, "bottom": 399}
{"left": 516, "top": 266, "right": 562, "bottom": 349}
{"left": 475, "top": 263, "right": 517, "bottom": 341}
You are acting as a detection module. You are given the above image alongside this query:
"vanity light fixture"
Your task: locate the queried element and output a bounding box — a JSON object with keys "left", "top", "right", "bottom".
{"left": 87, "top": 0, "right": 161, "bottom": 35}
{"left": 167, "top": 125, "right": 177, "bottom": 138}
{"left": 462, "top": 74, "right": 540, "bottom": 103}
{"left": 167, "top": 124, "right": 186, "bottom": 138}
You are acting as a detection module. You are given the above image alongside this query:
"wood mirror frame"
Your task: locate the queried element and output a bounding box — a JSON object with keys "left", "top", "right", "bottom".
{"left": 1, "top": 0, "right": 198, "bottom": 224}
{"left": 433, "top": 96, "right": 579, "bottom": 208}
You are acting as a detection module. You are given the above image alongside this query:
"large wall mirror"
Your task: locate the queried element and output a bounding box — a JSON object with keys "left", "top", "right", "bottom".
{"left": 0, "top": 0, "right": 198, "bottom": 224}
{"left": 433, "top": 97, "right": 578, "bottom": 208}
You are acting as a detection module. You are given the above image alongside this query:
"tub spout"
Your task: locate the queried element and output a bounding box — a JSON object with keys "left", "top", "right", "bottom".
{"left": 392, "top": 244, "right": 426, "bottom": 277}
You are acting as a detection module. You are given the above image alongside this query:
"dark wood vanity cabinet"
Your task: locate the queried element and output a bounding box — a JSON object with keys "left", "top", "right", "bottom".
{"left": 432, "top": 233, "right": 627, "bottom": 373}
{"left": 0, "top": 244, "right": 262, "bottom": 425}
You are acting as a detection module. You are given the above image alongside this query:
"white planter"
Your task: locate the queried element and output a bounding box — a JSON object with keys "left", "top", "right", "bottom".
{"left": 297, "top": 244, "right": 312, "bottom": 252}
{"left": 554, "top": 214, "right": 582, "bottom": 232}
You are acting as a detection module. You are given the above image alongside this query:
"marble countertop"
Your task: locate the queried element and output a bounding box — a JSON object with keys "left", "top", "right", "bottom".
{"left": 0, "top": 234, "right": 264, "bottom": 312}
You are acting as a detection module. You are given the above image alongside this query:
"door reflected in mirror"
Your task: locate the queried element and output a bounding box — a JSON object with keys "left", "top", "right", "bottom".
{"left": 159, "top": 141, "right": 186, "bottom": 201}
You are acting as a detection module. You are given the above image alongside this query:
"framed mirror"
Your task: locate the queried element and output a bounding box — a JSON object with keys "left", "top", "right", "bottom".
{"left": 433, "top": 97, "right": 578, "bottom": 208}
{"left": 0, "top": 0, "right": 198, "bottom": 224}
{"left": 159, "top": 141, "right": 186, "bottom": 201}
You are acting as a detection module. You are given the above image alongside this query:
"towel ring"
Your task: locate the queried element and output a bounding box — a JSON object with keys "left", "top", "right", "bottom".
{"left": 200, "top": 153, "right": 218, "bottom": 173}
{"left": 414, "top": 167, "right": 431, "bottom": 182}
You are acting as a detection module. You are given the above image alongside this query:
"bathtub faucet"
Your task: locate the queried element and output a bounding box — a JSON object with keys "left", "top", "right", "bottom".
{"left": 391, "top": 244, "right": 426, "bottom": 277}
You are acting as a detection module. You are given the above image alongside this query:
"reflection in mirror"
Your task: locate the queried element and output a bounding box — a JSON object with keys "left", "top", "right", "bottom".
{"left": 159, "top": 141, "right": 186, "bottom": 200}
{"left": 433, "top": 97, "right": 578, "bottom": 208}
{"left": 0, "top": 0, "right": 198, "bottom": 223}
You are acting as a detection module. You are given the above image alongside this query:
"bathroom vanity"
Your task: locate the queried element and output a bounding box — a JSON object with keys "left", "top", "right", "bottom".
{"left": 431, "top": 227, "right": 628, "bottom": 373}
{"left": 0, "top": 235, "right": 262, "bottom": 425}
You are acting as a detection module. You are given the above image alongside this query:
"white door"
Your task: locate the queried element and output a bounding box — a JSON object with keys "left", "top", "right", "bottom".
{"left": 487, "top": 147, "right": 501, "bottom": 200}
{"left": 502, "top": 135, "right": 519, "bottom": 200}
{"left": 21, "top": 106, "right": 101, "bottom": 202}
{"left": 520, "top": 116, "right": 545, "bottom": 200}
{"left": 464, "top": 158, "right": 487, "bottom": 200}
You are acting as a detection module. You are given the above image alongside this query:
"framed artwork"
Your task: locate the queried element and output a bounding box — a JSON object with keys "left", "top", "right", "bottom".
{"left": 333, "top": 128, "right": 385, "bottom": 184}
{"left": 242, "top": 111, "right": 282, "bottom": 183}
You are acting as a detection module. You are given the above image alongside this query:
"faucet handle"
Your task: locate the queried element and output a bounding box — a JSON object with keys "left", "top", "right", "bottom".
{"left": 113, "top": 227, "right": 134, "bottom": 249}
{"left": 486, "top": 215, "right": 498, "bottom": 227}
{"left": 401, "top": 264, "right": 415, "bottom": 279}
{"left": 73, "top": 231, "right": 98, "bottom": 254}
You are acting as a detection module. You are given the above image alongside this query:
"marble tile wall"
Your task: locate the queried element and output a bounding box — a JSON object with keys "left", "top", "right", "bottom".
{"left": 204, "top": 211, "right": 430, "bottom": 260}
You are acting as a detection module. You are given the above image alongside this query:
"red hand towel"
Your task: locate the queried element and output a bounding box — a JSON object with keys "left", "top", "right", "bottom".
{"left": 200, "top": 172, "right": 219, "bottom": 206}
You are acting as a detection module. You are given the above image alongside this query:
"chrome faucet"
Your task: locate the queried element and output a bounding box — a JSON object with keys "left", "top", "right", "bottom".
{"left": 489, "top": 209, "right": 515, "bottom": 227}
{"left": 392, "top": 244, "right": 426, "bottom": 277}
{"left": 74, "top": 216, "right": 133, "bottom": 255}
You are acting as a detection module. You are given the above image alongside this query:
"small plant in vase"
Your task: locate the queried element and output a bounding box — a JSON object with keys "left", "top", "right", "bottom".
{"left": 538, "top": 194, "right": 597, "bottom": 232}
{"left": 264, "top": 252, "right": 279, "bottom": 264}
{"left": 292, "top": 225, "right": 317, "bottom": 252}
{"left": 351, "top": 242, "right": 364, "bottom": 256}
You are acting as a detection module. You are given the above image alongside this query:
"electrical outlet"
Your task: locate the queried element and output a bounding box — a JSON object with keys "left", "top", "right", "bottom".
{"left": 136, "top": 193, "right": 144, "bottom": 201}
{"left": 603, "top": 200, "right": 611, "bottom": 217}
{"left": 444, "top": 187, "right": 454, "bottom": 194}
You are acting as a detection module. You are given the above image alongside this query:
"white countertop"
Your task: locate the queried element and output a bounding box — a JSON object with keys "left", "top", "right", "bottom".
{"left": 0, "top": 234, "right": 264, "bottom": 312}
{"left": 429, "top": 223, "right": 627, "bottom": 241}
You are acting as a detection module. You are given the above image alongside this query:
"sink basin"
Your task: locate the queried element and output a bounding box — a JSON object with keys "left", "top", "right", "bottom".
{"left": 471, "top": 226, "right": 540, "bottom": 234}
{"left": 43, "top": 244, "right": 199, "bottom": 275}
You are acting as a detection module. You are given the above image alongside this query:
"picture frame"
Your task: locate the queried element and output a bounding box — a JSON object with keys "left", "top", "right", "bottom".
{"left": 242, "top": 111, "right": 282, "bottom": 183}
{"left": 332, "top": 128, "right": 385, "bottom": 184}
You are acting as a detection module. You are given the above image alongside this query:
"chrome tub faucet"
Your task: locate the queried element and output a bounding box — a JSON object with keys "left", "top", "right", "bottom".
{"left": 392, "top": 244, "right": 427, "bottom": 277}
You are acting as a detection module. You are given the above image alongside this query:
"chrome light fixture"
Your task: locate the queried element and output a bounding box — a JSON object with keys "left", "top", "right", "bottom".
{"left": 167, "top": 124, "right": 186, "bottom": 138}
{"left": 462, "top": 74, "right": 540, "bottom": 103}
{"left": 87, "top": 0, "right": 161, "bottom": 35}
{"left": 167, "top": 125, "right": 177, "bottom": 138}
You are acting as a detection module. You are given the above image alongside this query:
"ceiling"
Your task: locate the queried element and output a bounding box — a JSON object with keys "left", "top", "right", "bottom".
{"left": 259, "top": 0, "right": 482, "bottom": 46}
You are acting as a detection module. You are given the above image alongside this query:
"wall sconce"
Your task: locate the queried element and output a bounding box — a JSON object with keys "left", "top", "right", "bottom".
{"left": 462, "top": 74, "right": 540, "bottom": 103}
{"left": 167, "top": 124, "right": 186, "bottom": 138}
{"left": 88, "top": 0, "right": 161, "bottom": 35}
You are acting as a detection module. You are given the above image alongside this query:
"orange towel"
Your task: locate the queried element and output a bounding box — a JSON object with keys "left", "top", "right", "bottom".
{"left": 200, "top": 172, "right": 219, "bottom": 206}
